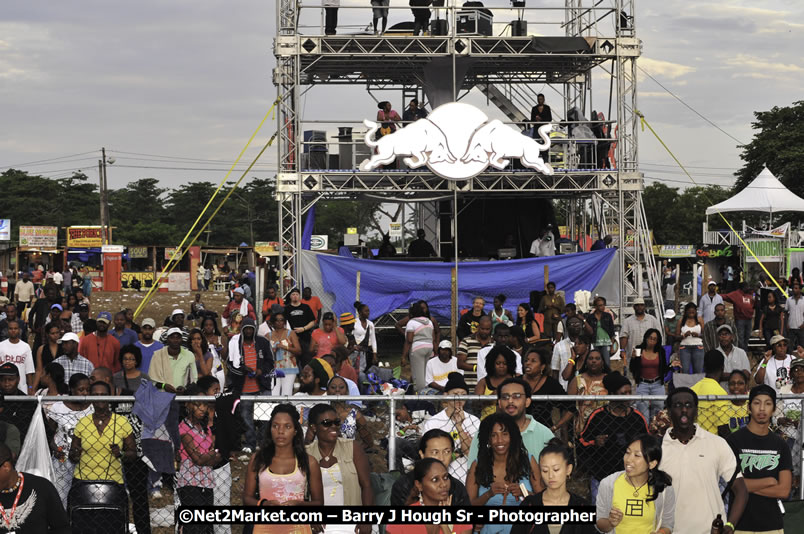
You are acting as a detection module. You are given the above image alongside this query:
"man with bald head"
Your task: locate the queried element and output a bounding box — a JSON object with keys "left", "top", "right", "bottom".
{"left": 457, "top": 314, "right": 493, "bottom": 386}
{"left": 90, "top": 366, "right": 115, "bottom": 391}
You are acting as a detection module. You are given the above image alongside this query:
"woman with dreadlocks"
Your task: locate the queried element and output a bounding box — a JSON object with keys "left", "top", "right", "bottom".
{"left": 244, "top": 403, "right": 324, "bottom": 534}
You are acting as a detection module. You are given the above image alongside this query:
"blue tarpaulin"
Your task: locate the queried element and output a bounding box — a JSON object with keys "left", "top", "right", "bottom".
{"left": 315, "top": 248, "right": 617, "bottom": 321}
{"left": 301, "top": 205, "right": 315, "bottom": 250}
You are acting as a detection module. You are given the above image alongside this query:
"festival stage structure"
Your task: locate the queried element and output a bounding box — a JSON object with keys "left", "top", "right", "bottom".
{"left": 272, "top": 0, "right": 662, "bottom": 322}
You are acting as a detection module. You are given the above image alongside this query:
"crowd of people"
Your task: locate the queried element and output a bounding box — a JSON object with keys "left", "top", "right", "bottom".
{"left": 0, "top": 271, "right": 800, "bottom": 533}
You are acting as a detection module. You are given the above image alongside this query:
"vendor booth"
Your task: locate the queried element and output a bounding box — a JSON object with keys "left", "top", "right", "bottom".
{"left": 705, "top": 167, "right": 804, "bottom": 281}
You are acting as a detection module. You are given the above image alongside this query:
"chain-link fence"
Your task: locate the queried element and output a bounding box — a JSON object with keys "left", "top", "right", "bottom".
{"left": 6, "top": 393, "right": 804, "bottom": 533}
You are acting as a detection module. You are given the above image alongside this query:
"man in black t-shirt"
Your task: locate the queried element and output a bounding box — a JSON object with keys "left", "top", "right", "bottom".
{"left": 456, "top": 296, "right": 487, "bottom": 340}
{"left": 407, "top": 229, "right": 437, "bottom": 258}
{"left": 726, "top": 384, "right": 792, "bottom": 533}
{"left": 284, "top": 287, "right": 316, "bottom": 370}
{"left": 0, "top": 443, "right": 69, "bottom": 533}
{"left": 578, "top": 372, "right": 649, "bottom": 497}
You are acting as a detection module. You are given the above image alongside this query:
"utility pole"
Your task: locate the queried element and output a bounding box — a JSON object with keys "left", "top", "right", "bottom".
{"left": 98, "top": 158, "right": 107, "bottom": 245}
{"left": 100, "top": 147, "right": 111, "bottom": 244}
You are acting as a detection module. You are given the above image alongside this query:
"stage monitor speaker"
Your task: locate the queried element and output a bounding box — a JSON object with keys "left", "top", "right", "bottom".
{"left": 511, "top": 20, "right": 527, "bottom": 36}
{"left": 431, "top": 19, "right": 448, "bottom": 35}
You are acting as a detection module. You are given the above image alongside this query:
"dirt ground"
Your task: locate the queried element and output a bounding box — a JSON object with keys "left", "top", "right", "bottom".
{"left": 89, "top": 289, "right": 231, "bottom": 325}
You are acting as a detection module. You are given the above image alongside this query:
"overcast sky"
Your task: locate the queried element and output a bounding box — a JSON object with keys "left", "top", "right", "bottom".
{"left": 1, "top": 0, "right": 802, "bottom": 193}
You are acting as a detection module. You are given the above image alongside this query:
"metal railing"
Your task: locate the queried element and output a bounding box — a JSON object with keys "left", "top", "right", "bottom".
{"left": 9, "top": 391, "right": 804, "bottom": 532}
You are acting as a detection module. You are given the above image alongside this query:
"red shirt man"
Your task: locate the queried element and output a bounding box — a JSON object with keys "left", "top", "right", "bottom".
{"left": 78, "top": 312, "right": 121, "bottom": 372}
{"left": 722, "top": 284, "right": 756, "bottom": 320}
{"left": 261, "top": 287, "right": 284, "bottom": 319}
{"left": 302, "top": 287, "right": 323, "bottom": 323}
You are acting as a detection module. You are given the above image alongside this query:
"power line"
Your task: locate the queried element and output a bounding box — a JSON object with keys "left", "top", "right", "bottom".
{"left": 108, "top": 150, "right": 276, "bottom": 166}
{"left": 643, "top": 175, "right": 726, "bottom": 187}
{"left": 5, "top": 157, "right": 98, "bottom": 168}
{"left": 641, "top": 162, "right": 739, "bottom": 171}
{"left": 638, "top": 65, "right": 747, "bottom": 145}
{"left": 111, "top": 164, "right": 277, "bottom": 172}
{"left": 1, "top": 151, "right": 99, "bottom": 168}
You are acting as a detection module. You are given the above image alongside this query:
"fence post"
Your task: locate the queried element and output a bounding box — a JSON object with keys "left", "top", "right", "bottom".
{"left": 356, "top": 271, "right": 361, "bottom": 302}
{"left": 800, "top": 398, "right": 804, "bottom": 500}
{"left": 388, "top": 396, "right": 397, "bottom": 471}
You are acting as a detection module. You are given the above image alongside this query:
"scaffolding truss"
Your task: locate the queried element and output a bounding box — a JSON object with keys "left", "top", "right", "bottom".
{"left": 274, "top": 0, "right": 661, "bottom": 319}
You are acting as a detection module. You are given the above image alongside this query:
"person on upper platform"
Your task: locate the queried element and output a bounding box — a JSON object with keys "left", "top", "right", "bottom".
{"left": 408, "top": 229, "right": 437, "bottom": 258}
{"left": 530, "top": 226, "right": 556, "bottom": 257}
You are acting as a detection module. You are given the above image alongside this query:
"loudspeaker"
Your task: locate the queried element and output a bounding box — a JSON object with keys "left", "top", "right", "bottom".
{"left": 430, "top": 19, "right": 448, "bottom": 35}
{"left": 511, "top": 19, "right": 527, "bottom": 36}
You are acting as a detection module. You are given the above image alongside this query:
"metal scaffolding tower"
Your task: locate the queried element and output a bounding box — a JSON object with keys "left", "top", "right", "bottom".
{"left": 273, "top": 0, "right": 661, "bottom": 320}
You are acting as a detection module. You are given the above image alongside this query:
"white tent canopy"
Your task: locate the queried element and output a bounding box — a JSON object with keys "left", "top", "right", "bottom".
{"left": 706, "top": 167, "right": 804, "bottom": 215}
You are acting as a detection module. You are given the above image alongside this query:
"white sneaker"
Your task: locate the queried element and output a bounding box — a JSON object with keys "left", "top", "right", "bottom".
{"left": 150, "top": 490, "right": 162, "bottom": 499}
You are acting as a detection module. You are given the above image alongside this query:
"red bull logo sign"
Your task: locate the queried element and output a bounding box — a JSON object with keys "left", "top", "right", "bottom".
{"left": 360, "top": 102, "right": 553, "bottom": 180}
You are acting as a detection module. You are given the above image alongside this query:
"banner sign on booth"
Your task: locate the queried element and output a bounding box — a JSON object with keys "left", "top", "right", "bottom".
{"left": 658, "top": 245, "right": 695, "bottom": 258}
{"left": 0, "top": 220, "right": 10, "bottom": 241}
{"left": 129, "top": 247, "right": 148, "bottom": 258}
{"left": 19, "top": 226, "right": 57, "bottom": 248}
{"left": 696, "top": 245, "right": 735, "bottom": 258}
{"left": 165, "top": 247, "right": 182, "bottom": 260}
{"left": 168, "top": 272, "right": 191, "bottom": 291}
{"left": 747, "top": 222, "right": 790, "bottom": 238}
{"left": 67, "top": 226, "right": 105, "bottom": 247}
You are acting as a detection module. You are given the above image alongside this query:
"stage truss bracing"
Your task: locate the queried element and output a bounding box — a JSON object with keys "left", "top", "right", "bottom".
{"left": 273, "top": 0, "right": 661, "bottom": 320}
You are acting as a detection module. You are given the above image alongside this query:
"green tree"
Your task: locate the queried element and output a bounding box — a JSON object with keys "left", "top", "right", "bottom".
{"left": 165, "top": 181, "right": 221, "bottom": 245}
{"left": 734, "top": 100, "right": 804, "bottom": 197}
{"left": 108, "top": 178, "right": 174, "bottom": 244}
{"left": 313, "top": 200, "right": 384, "bottom": 248}
{"left": 642, "top": 183, "right": 731, "bottom": 245}
{"left": 642, "top": 183, "right": 678, "bottom": 245}
{"left": 0, "top": 170, "right": 99, "bottom": 243}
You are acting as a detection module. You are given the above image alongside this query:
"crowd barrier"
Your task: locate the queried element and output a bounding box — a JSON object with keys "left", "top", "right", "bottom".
{"left": 7, "top": 393, "right": 804, "bottom": 533}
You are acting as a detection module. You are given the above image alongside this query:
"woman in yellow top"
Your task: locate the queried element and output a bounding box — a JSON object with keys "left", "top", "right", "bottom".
{"left": 596, "top": 434, "right": 675, "bottom": 534}
{"left": 474, "top": 346, "right": 516, "bottom": 420}
{"left": 69, "top": 380, "right": 135, "bottom": 485}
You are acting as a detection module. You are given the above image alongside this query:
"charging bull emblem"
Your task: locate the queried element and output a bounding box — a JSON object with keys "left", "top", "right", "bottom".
{"left": 360, "top": 102, "right": 553, "bottom": 180}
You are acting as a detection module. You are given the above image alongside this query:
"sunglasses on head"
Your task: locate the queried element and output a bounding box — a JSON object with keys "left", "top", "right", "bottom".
{"left": 318, "top": 418, "right": 341, "bottom": 428}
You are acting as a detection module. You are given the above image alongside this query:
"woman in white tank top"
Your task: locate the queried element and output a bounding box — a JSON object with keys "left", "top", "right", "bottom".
{"left": 675, "top": 302, "right": 705, "bottom": 373}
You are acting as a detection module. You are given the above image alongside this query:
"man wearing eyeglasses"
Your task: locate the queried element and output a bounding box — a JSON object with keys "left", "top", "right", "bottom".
{"left": 465, "top": 377, "right": 554, "bottom": 468}
{"left": 755, "top": 334, "right": 803, "bottom": 393}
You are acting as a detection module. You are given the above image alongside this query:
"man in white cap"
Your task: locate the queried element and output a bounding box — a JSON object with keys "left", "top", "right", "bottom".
{"left": 53, "top": 332, "right": 94, "bottom": 383}
{"left": 619, "top": 297, "right": 661, "bottom": 369}
{"left": 148, "top": 327, "right": 196, "bottom": 393}
{"left": 159, "top": 309, "right": 190, "bottom": 344}
{"left": 698, "top": 280, "right": 723, "bottom": 324}
{"left": 425, "top": 339, "right": 461, "bottom": 393}
{"left": 663, "top": 308, "right": 680, "bottom": 348}
{"left": 135, "top": 318, "right": 163, "bottom": 373}
{"left": 221, "top": 287, "right": 255, "bottom": 328}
